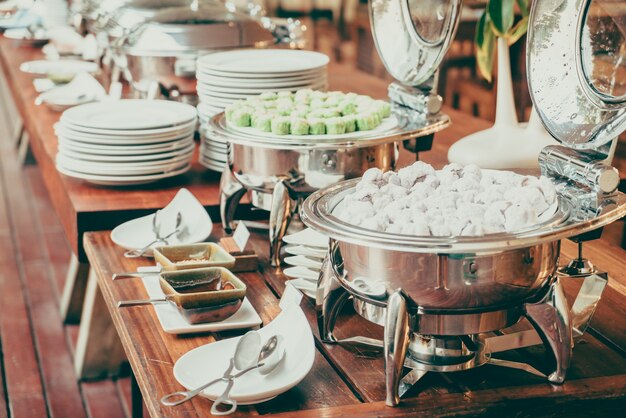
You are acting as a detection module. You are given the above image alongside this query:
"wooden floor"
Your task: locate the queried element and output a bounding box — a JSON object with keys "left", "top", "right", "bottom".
{"left": 0, "top": 107, "right": 147, "bottom": 418}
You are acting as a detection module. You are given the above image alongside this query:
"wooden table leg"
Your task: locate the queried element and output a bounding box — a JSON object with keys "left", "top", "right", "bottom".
{"left": 131, "top": 373, "right": 143, "bottom": 418}
{"left": 60, "top": 253, "right": 90, "bottom": 324}
{"left": 74, "top": 269, "right": 126, "bottom": 380}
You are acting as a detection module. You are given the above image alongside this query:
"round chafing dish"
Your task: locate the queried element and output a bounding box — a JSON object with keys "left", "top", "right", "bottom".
{"left": 300, "top": 0, "right": 626, "bottom": 408}
{"left": 211, "top": 110, "right": 451, "bottom": 267}
{"left": 302, "top": 179, "right": 625, "bottom": 312}
{"left": 112, "top": 3, "right": 277, "bottom": 104}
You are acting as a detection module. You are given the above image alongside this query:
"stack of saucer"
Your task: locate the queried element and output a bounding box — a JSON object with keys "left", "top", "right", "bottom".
{"left": 196, "top": 49, "right": 329, "bottom": 171}
{"left": 55, "top": 99, "right": 197, "bottom": 186}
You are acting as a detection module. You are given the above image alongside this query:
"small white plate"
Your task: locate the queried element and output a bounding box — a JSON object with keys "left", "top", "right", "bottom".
{"left": 138, "top": 269, "right": 262, "bottom": 334}
{"left": 284, "top": 245, "right": 327, "bottom": 259}
{"left": 19, "top": 59, "right": 98, "bottom": 76}
{"left": 197, "top": 49, "right": 329, "bottom": 75}
{"left": 56, "top": 163, "right": 191, "bottom": 186}
{"left": 282, "top": 228, "right": 329, "bottom": 248}
{"left": 173, "top": 304, "right": 314, "bottom": 403}
{"left": 111, "top": 188, "right": 212, "bottom": 252}
{"left": 283, "top": 266, "right": 318, "bottom": 281}
{"left": 61, "top": 99, "right": 197, "bottom": 131}
{"left": 286, "top": 278, "right": 316, "bottom": 299}
{"left": 284, "top": 255, "right": 323, "bottom": 270}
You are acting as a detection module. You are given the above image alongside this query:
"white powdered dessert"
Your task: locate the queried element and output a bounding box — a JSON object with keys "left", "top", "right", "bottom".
{"left": 337, "top": 162, "right": 557, "bottom": 237}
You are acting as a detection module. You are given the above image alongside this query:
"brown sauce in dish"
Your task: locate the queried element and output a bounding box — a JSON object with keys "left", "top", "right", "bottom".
{"left": 172, "top": 278, "right": 236, "bottom": 293}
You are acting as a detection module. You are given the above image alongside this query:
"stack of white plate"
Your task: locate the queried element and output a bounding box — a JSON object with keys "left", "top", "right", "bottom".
{"left": 195, "top": 49, "right": 330, "bottom": 171}
{"left": 282, "top": 228, "right": 329, "bottom": 298}
{"left": 55, "top": 100, "right": 197, "bottom": 186}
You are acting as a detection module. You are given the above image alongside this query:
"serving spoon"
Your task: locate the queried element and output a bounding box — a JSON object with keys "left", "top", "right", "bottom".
{"left": 161, "top": 332, "right": 284, "bottom": 415}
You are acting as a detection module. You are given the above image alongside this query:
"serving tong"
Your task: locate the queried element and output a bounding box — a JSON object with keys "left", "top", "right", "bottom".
{"left": 124, "top": 211, "right": 183, "bottom": 258}
{"left": 161, "top": 331, "right": 285, "bottom": 415}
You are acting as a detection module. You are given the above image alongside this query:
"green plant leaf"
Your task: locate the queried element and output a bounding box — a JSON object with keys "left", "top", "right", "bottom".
{"left": 476, "top": 14, "right": 496, "bottom": 82}
{"left": 488, "top": 0, "right": 515, "bottom": 36}
{"left": 516, "top": 0, "right": 530, "bottom": 17}
{"left": 475, "top": 10, "right": 489, "bottom": 49}
{"left": 507, "top": 15, "right": 529, "bottom": 45}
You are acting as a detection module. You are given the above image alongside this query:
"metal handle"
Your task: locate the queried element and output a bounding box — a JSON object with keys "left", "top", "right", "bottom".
{"left": 112, "top": 271, "right": 160, "bottom": 280}
{"left": 161, "top": 376, "right": 225, "bottom": 407}
{"left": 210, "top": 380, "right": 237, "bottom": 416}
{"left": 117, "top": 298, "right": 166, "bottom": 307}
{"left": 124, "top": 239, "right": 159, "bottom": 258}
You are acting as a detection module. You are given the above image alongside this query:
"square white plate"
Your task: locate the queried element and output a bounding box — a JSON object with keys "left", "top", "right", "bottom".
{"left": 138, "top": 267, "right": 262, "bottom": 334}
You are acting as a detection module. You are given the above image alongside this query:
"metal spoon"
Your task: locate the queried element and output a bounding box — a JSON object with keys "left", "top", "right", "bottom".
{"left": 124, "top": 212, "right": 182, "bottom": 258}
{"left": 160, "top": 333, "right": 279, "bottom": 412}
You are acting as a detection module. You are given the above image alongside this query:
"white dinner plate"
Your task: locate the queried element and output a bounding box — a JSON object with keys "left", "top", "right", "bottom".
{"left": 282, "top": 228, "right": 329, "bottom": 248}
{"left": 228, "top": 115, "right": 397, "bottom": 142}
{"left": 60, "top": 99, "right": 197, "bottom": 130}
{"left": 58, "top": 119, "right": 197, "bottom": 137}
{"left": 57, "top": 162, "right": 191, "bottom": 186}
{"left": 196, "top": 71, "right": 326, "bottom": 87}
{"left": 200, "top": 157, "right": 227, "bottom": 172}
{"left": 173, "top": 304, "right": 314, "bottom": 404}
{"left": 111, "top": 188, "right": 212, "bottom": 251}
{"left": 58, "top": 143, "right": 195, "bottom": 163}
{"left": 57, "top": 153, "right": 193, "bottom": 176}
{"left": 197, "top": 66, "right": 326, "bottom": 80}
{"left": 137, "top": 268, "right": 262, "bottom": 334}
{"left": 58, "top": 137, "right": 193, "bottom": 155}
{"left": 198, "top": 82, "right": 327, "bottom": 101}
{"left": 19, "top": 59, "right": 98, "bottom": 76}
{"left": 196, "top": 77, "right": 327, "bottom": 95}
{"left": 197, "top": 49, "right": 328, "bottom": 74}
{"left": 57, "top": 128, "right": 196, "bottom": 145}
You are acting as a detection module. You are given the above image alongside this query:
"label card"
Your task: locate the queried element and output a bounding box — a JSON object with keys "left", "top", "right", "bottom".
{"left": 233, "top": 221, "right": 251, "bottom": 251}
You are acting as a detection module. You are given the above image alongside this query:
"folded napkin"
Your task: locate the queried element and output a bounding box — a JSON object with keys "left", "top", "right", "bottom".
{"left": 36, "top": 72, "right": 106, "bottom": 108}
{"left": 45, "top": 26, "right": 98, "bottom": 60}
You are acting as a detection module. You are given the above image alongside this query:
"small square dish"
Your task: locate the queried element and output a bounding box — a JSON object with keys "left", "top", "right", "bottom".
{"left": 159, "top": 267, "right": 246, "bottom": 324}
{"left": 154, "top": 243, "right": 236, "bottom": 271}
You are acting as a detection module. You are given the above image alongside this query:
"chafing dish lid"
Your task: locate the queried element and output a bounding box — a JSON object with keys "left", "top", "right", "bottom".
{"left": 527, "top": 0, "right": 626, "bottom": 150}
{"left": 122, "top": 2, "right": 275, "bottom": 54}
{"left": 369, "top": 0, "right": 462, "bottom": 87}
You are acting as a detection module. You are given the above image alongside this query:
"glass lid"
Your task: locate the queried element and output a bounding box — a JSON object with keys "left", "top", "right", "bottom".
{"left": 527, "top": 0, "right": 626, "bottom": 149}
{"left": 123, "top": 2, "right": 274, "bottom": 54}
{"left": 369, "top": 0, "right": 462, "bottom": 87}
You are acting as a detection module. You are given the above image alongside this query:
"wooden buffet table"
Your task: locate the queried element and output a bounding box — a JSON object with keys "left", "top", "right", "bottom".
{"left": 83, "top": 226, "right": 626, "bottom": 417}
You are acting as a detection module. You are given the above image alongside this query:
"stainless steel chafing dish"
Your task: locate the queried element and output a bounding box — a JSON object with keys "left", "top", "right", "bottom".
{"left": 215, "top": 0, "right": 463, "bottom": 266}
{"left": 301, "top": 0, "right": 626, "bottom": 407}
{"left": 74, "top": 0, "right": 306, "bottom": 103}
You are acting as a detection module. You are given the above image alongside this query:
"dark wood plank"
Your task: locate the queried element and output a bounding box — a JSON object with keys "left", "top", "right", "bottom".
{"left": 82, "top": 380, "right": 127, "bottom": 418}
{"left": 272, "top": 374, "right": 626, "bottom": 417}
{"left": 0, "top": 111, "right": 49, "bottom": 418}
{"left": 84, "top": 232, "right": 360, "bottom": 418}
{"left": 0, "top": 132, "right": 87, "bottom": 416}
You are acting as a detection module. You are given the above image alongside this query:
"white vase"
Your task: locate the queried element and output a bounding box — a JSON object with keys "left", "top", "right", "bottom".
{"left": 447, "top": 38, "right": 558, "bottom": 170}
